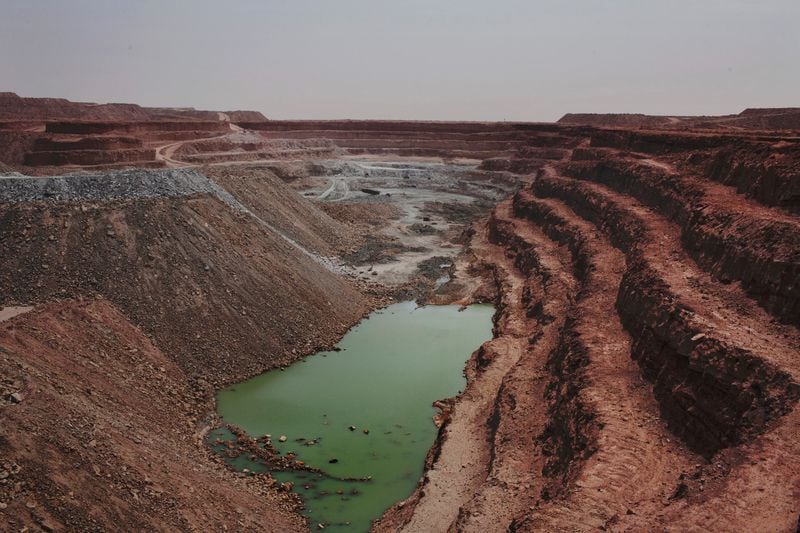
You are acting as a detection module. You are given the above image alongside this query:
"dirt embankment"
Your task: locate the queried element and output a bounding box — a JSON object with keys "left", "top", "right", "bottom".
{"left": 204, "top": 165, "right": 358, "bottom": 256}
{"left": 583, "top": 128, "right": 800, "bottom": 214}
{"left": 0, "top": 298, "right": 305, "bottom": 532}
{"left": 562, "top": 157, "right": 800, "bottom": 324}
{"left": 0, "top": 92, "right": 266, "bottom": 123}
{"left": 558, "top": 108, "right": 800, "bottom": 131}
{"left": 0, "top": 169, "right": 371, "bottom": 387}
{"left": 692, "top": 141, "right": 800, "bottom": 214}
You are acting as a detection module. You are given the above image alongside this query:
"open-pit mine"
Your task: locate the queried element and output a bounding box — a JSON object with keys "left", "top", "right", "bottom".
{"left": 1, "top": 92, "right": 799, "bottom": 532}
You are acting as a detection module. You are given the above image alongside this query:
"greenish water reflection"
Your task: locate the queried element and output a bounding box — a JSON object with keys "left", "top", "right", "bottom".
{"left": 215, "top": 301, "right": 494, "bottom": 531}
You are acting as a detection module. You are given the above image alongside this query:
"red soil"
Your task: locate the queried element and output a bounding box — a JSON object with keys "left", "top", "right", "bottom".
{"left": 0, "top": 299, "right": 305, "bottom": 532}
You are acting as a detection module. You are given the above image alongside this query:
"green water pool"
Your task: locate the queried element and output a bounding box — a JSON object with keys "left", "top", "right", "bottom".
{"left": 213, "top": 300, "right": 494, "bottom": 531}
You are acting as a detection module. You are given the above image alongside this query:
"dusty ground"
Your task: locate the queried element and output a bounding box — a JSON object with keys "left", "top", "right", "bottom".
{"left": 292, "top": 158, "right": 512, "bottom": 293}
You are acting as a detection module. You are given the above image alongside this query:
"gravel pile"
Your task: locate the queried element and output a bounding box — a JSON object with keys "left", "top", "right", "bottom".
{"left": 0, "top": 168, "right": 245, "bottom": 211}
{"left": 0, "top": 167, "right": 350, "bottom": 274}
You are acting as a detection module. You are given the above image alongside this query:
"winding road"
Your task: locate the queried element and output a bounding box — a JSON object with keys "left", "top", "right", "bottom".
{"left": 154, "top": 122, "right": 238, "bottom": 168}
{"left": 317, "top": 177, "right": 350, "bottom": 201}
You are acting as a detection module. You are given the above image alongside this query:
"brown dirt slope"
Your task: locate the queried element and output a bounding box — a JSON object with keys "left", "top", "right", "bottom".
{"left": 0, "top": 193, "right": 369, "bottom": 387}
{"left": 0, "top": 298, "right": 304, "bottom": 532}
{"left": 204, "top": 165, "right": 357, "bottom": 256}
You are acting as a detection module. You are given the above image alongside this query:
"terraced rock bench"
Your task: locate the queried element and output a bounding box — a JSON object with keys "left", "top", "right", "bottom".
{"left": 524, "top": 174, "right": 800, "bottom": 456}
{"left": 562, "top": 158, "right": 800, "bottom": 325}
{"left": 23, "top": 148, "right": 157, "bottom": 166}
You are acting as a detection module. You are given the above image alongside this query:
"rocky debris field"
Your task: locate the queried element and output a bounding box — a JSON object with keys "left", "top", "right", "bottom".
{"left": 289, "top": 158, "right": 515, "bottom": 293}
{"left": 0, "top": 168, "right": 243, "bottom": 207}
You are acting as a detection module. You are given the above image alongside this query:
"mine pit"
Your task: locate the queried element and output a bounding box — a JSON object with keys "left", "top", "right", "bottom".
{"left": 1, "top": 93, "right": 799, "bottom": 532}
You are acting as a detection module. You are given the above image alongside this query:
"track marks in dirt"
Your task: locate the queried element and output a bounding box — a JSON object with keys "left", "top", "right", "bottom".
{"left": 454, "top": 201, "right": 577, "bottom": 532}
{"left": 535, "top": 171, "right": 800, "bottom": 385}
{"left": 660, "top": 408, "right": 800, "bottom": 532}
{"left": 511, "top": 192, "right": 698, "bottom": 531}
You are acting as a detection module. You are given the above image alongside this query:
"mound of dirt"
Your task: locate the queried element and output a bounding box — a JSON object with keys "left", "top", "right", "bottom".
{"left": 204, "top": 165, "right": 358, "bottom": 256}
{"left": 0, "top": 170, "right": 370, "bottom": 386}
{"left": 0, "top": 299, "right": 305, "bottom": 532}
{"left": 224, "top": 110, "right": 268, "bottom": 122}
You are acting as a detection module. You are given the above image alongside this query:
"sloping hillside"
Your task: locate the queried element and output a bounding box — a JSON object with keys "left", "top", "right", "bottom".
{"left": 0, "top": 299, "right": 305, "bottom": 532}
{"left": 0, "top": 169, "right": 370, "bottom": 386}
{"left": 204, "top": 165, "right": 357, "bottom": 256}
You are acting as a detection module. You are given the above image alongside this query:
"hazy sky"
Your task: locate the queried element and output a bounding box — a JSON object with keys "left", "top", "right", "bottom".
{"left": 1, "top": 0, "right": 798, "bottom": 121}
